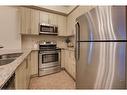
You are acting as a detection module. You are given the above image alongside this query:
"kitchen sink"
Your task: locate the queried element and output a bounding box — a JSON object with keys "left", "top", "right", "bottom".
{"left": 0, "top": 53, "right": 22, "bottom": 59}
{"left": 0, "top": 53, "right": 22, "bottom": 66}
{"left": 0, "top": 59, "right": 15, "bottom": 66}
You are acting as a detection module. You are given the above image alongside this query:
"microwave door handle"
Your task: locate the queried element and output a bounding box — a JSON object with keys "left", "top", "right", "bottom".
{"left": 42, "top": 53, "right": 58, "bottom": 55}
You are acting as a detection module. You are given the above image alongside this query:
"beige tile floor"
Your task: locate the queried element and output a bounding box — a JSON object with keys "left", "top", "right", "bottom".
{"left": 29, "top": 70, "right": 75, "bottom": 89}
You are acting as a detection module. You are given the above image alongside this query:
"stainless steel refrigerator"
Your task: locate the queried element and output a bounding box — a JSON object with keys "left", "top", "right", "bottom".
{"left": 75, "top": 6, "right": 126, "bottom": 89}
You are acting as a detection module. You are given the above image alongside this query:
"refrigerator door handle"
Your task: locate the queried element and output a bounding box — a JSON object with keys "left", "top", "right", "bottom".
{"left": 75, "top": 23, "right": 77, "bottom": 61}
{"left": 75, "top": 22, "right": 80, "bottom": 61}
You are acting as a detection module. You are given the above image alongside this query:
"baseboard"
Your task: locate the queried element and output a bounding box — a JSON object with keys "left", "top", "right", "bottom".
{"left": 30, "top": 74, "right": 38, "bottom": 78}
{"left": 62, "top": 68, "right": 76, "bottom": 81}
{"left": 61, "top": 67, "right": 65, "bottom": 70}
{"left": 28, "top": 74, "right": 38, "bottom": 89}
{"left": 29, "top": 68, "right": 76, "bottom": 81}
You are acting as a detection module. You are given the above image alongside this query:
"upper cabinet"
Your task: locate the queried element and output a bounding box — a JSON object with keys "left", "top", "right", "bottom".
{"left": 40, "top": 11, "right": 49, "bottom": 24}
{"left": 67, "top": 15, "right": 75, "bottom": 36}
{"left": 40, "top": 11, "right": 58, "bottom": 26}
{"left": 48, "top": 13, "right": 58, "bottom": 26}
{"left": 19, "top": 7, "right": 40, "bottom": 35}
{"left": 57, "top": 15, "right": 67, "bottom": 36}
{"left": 40, "top": 11, "right": 67, "bottom": 36}
{"left": 19, "top": 7, "right": 30, "bottom": 34}
{"left": 30, "top": 9, "right": 40, "bottom": 35}
{"left": 19, "top": 7, "right": 67, "bottom": 36}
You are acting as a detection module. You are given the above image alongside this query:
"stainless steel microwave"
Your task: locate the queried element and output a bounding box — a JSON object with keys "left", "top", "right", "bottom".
{"left": 40, "top": 23, "right": 58, "bottom": 35}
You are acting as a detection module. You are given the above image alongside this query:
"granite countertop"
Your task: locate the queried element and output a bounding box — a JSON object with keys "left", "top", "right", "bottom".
{"left": 0, "top": 47, "right": 74, "bottom": 88}
{"left": 0, "top": 49, "right": 32, "bottom": 89}
{"left": 61, "top": 47, "right": 75, "bottom": 51}
{"left": 0, "top": 49, "right": 22, "bottom": 55}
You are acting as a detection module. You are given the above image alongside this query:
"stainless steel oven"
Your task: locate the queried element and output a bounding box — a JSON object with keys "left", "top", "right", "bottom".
{"left": 39, "top": 42, "right": 61, "bottom": 76}
{"left": 40, "top": 23, "right": 58, "bottom": 35}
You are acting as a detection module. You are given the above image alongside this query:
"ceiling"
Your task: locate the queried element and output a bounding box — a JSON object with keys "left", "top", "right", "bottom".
{"left": 37, "top": 6, "right": 77, "bottom": 14}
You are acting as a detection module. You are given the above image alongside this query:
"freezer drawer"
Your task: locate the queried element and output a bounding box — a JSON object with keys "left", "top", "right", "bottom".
{"left": 76, "top": 42, "right": 126, "bottom": 89}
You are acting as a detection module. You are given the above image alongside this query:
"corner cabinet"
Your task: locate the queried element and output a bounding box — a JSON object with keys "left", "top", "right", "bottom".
{"left": 15, "top": 51, "right": 38, "bottom": 89}
{"left": 19, "top": 7, "right": 40, "bottom": 35}
{"left": 15, "top": 56, "right": 31, "bottom": 89}
{"left": 61, "top": 49, "right": 76, "bottom": 79}
{"left": 30, "top": 51, "right": 38, "bottom": 76}
{"left": 57, "top": 15, "right": 67, "bottom": 36}
{"left": 15, "top": 53, "right": 32, "bottom": 89}
{"left": 67, "top": 15, "right": 75, "bottom": 36}
{"left": 15, "top": 59, "right": 27, "bottom": 89}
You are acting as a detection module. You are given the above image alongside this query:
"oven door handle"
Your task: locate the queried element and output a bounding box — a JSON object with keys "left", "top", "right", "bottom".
{"left": 39, "top": 52, "right": 58, "bottom": 55}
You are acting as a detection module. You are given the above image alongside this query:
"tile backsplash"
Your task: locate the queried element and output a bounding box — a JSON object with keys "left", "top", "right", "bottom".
{"left": 22, "top": 35, "right": 69, "bottom": 49}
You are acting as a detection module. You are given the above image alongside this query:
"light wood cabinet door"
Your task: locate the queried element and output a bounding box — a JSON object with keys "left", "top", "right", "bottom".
{"left": 67, "top": 15, "right": 75, "bottom": 36}
{"left": 58, "top": 15, "right": 67, "bottom": 36}
{"left": 40, "top": 11, "right": 49, "bottom": 24}
{"left": 30, "top": 51, "right": 38, "bottom": 76}
{"left": 15, "top": 52, "right": 37, "bottom": 89}
{"left": 26, "top": 54, "right": 31, "bottom": 87}
{"left": 64, "top": 50, "right": 68, "bottom": 70}
{"left": 64, "top": 50, "right": 76, "bottom": 79}
{"left": 25, "top": 8, "right": 31, "bottom": 34}
{"left": 20, "top": 7, "right": 31, "bottom": 34}
{"left": 61, "top": 50, "right": 65, "bottom": 68}
{"left": 49, "top": 13, "right": 58, "bottom": 25}
{"left": 20, "top": 7, "right": 39, "bottom": 35}
{"left": 19, "top": 7, "right": 31, "bottom": 34}
{"left": 69, "top": 51, "right": 76, "bottom": 79}
{"left": 30, "top": 9, "right": 40, "bottom": 35}
{"left": 15, "top": 60, "right": 27, "bottom": 89}
{"left": 40, "top": 11, "right": 58, "bottom": 26}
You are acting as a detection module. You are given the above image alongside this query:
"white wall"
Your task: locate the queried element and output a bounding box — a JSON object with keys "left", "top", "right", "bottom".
{"left": 0, "top": 6, "right": 21, "bottom": 50}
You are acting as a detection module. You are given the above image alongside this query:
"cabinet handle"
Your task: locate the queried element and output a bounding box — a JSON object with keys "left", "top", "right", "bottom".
{"left": 26, "top": 58, "right": 28, "bottom": 69}
{"left": 30, "top": 54, "right": 31, "bottom": 61}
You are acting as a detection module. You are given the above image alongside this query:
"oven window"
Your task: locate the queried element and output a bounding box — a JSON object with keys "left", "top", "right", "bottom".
{"left": 42, "top": 53, "right": 58, "bottom": 63}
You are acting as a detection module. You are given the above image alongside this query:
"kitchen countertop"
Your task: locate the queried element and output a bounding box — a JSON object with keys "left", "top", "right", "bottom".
{"left": 61, "top": 47, "right": 75, "bottom": 51}
{"left": 0, "top": 49, "right": 32, "bottom": 88}
{"left": 0, "top": 47, "right": 73, "bottom": 88}
{"left": 0, "top": 49, "right": 22, "bottom": 55}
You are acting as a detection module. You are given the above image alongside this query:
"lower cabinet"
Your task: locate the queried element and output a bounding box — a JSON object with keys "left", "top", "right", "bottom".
{"left": 26, "top": 54, "right": 31, "bottom": 87}
{"left": 15, "top": 51, "right": 38, "bottom": 89}
{"left": 30, "top": 51, "right": 38, "bottom": 76}
{"left": 61, "top": 50, "right": 65, "bottom": 68}
{"left": 15, "top": 59, "right": 27, "bottom": 89}
{"left": 61, "top": 49, "right": 76, "bottom": 79}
